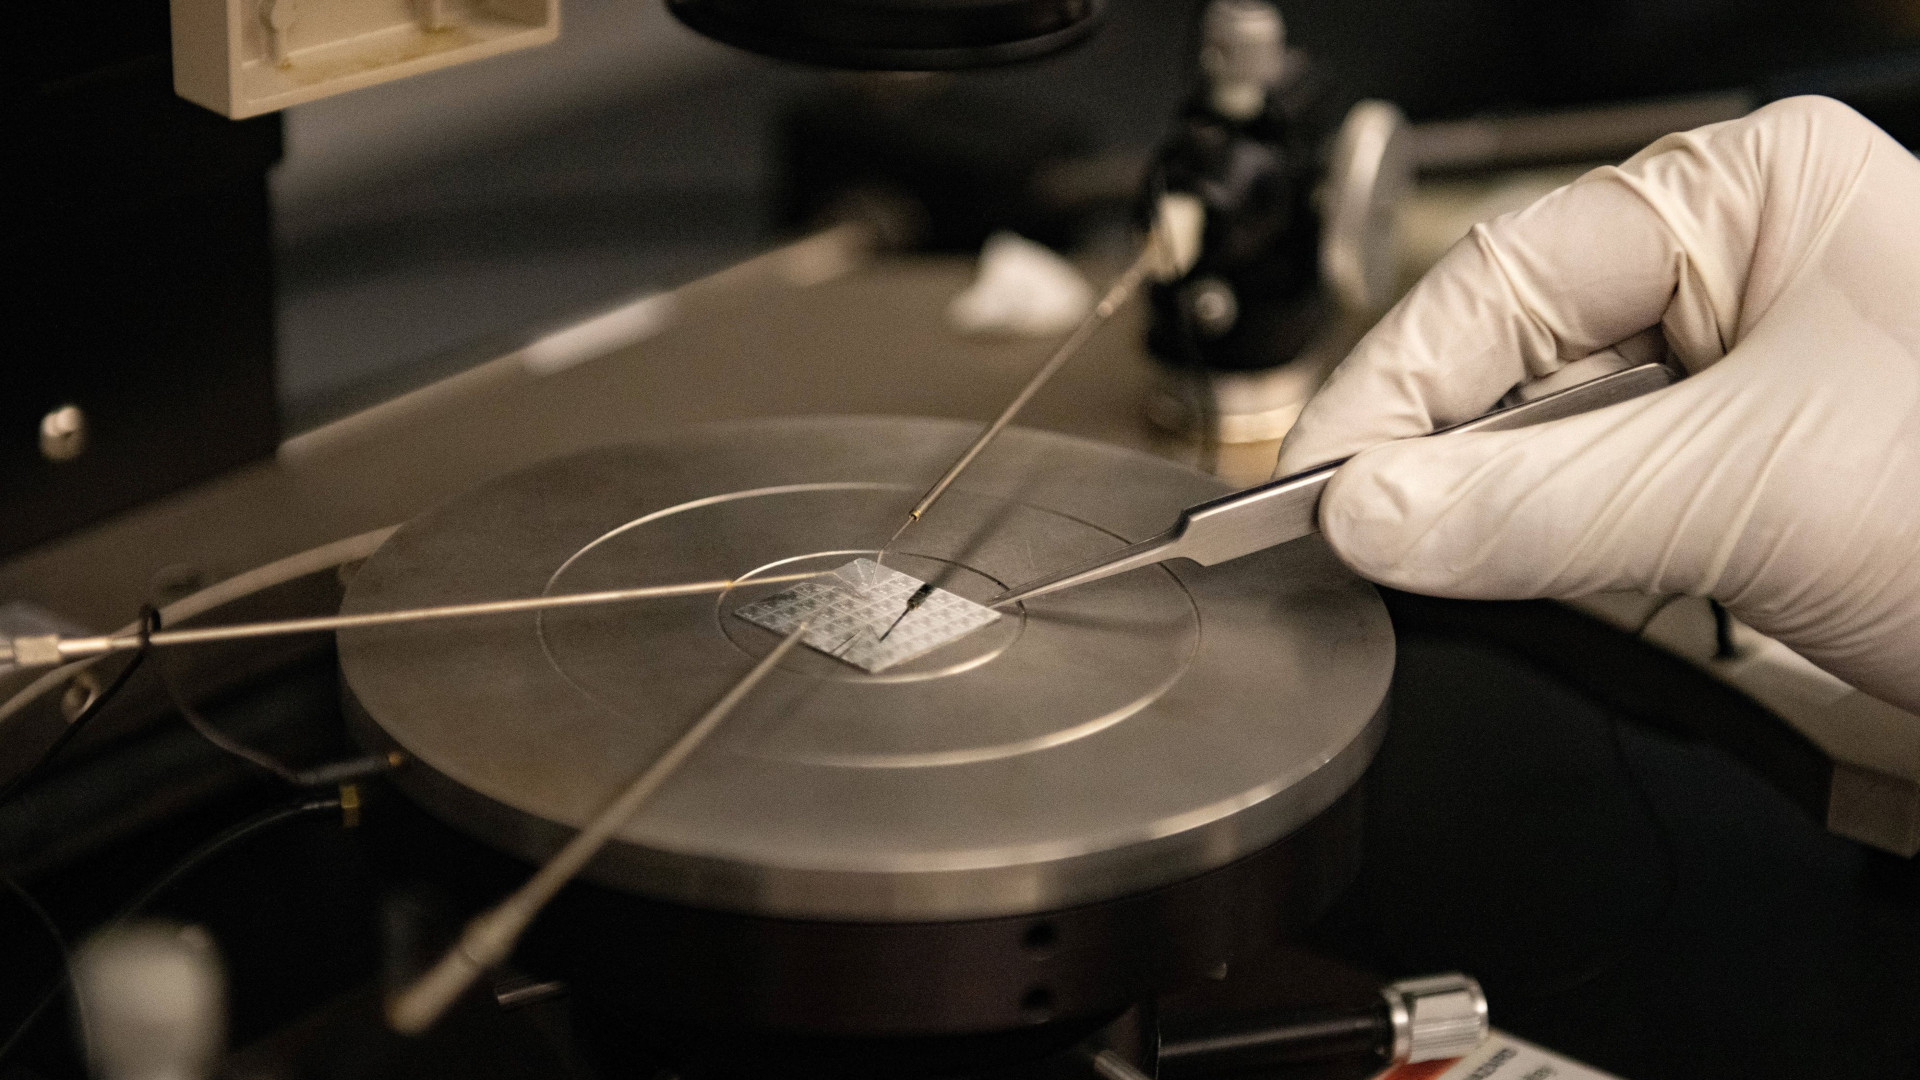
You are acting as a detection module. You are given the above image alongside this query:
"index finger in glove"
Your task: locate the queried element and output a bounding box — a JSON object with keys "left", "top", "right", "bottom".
{"left": 1274, "top": 96, "right": 1876, "bottom": 476}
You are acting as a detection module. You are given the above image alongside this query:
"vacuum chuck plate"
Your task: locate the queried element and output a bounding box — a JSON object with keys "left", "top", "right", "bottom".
{"left": 337, "top": 417, "right": 1393, "bottom": 922}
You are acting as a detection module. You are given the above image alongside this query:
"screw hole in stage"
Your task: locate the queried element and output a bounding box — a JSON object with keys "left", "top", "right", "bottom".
{"left": 1019, "top": 986, "right": 1055, "bottom": 1024}
{"left": 1022, "top": 921, "right": 1059, "bottom": 955}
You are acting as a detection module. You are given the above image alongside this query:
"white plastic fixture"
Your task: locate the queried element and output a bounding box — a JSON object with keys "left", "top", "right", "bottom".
{"left": 170, "top": 0, "right": 559, "bottom": 119}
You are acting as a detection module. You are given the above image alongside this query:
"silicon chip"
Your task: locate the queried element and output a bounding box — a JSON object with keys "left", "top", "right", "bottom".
{"left": 734, "top": 559, "right": 1001, "bottom": 673}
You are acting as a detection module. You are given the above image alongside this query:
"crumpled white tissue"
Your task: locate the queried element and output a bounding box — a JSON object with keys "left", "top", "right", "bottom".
{"left": 946, "top": 232, "right": 1094, "bottom": 338}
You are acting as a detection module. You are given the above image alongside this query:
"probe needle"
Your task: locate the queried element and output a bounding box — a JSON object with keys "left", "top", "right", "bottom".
{"left": 877, "top": 582, "right": 935, "bottom": 643}
{"left": 387, "top": 618, "right": 813, "bottom": 1036}
{"left": 0, "top": 572, "right": 824, "bottom": 669}
{"left": 877, "top": 234, "right": 1165, "bottom": 563}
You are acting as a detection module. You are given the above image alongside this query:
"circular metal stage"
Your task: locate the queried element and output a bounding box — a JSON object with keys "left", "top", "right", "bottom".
{"left": 338, "top": 417, "right": 1393, "bottom": 924}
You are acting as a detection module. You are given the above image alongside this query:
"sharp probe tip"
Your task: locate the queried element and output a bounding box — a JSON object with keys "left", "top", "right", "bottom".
{"left": 874, "top": 516, "right": 918, "bottom": 567}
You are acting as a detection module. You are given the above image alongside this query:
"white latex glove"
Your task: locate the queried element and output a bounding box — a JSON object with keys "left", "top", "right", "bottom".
{"left": 1275, "top": 97, "right": 1920, "bottom": 713}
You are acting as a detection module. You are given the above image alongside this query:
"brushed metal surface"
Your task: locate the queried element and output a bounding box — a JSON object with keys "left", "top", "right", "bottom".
{"left": 338, "top": 417, "right": 1392, "bottom": 922}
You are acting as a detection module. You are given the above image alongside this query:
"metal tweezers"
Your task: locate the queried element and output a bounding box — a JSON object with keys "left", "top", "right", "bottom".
{"left": 989, "top": 362, "right": 1677, "bottom": 608}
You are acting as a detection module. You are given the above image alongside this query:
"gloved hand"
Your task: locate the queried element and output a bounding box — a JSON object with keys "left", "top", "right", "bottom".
{"left": 1275, "top": 96, "right": 1920, "bottom": 713}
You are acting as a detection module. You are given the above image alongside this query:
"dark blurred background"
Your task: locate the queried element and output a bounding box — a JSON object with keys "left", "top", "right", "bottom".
{"left": 9, "top": 0, "right": 1920, "bottom": 552}
{"left": 269, "top": 0, "right": 1920, "bottom": 428}
{"left": 9, "top": 7, "right": 1920, "bottom": 1077}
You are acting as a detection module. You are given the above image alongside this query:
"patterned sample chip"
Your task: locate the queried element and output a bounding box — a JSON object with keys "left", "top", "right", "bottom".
{"left": 734, "top": 559, "right": 1001, "bottom": 673}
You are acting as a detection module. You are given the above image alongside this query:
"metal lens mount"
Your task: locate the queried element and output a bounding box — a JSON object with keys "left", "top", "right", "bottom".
{"left": 665, "top": 0, "right": 1108, "bottom": 69}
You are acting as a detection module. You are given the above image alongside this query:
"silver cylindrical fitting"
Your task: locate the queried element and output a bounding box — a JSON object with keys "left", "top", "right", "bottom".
{"left": 1383, "top": 972, "right": 1489, "bottom": 1064}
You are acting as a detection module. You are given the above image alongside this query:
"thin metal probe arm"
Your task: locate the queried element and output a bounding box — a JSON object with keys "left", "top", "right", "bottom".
{"left": 880, "top": 226, "right": 1173, "bottom": 560}
{"left": 1, "top": 572, "right": 825, "bottom": 670}
{"left": 991, "top": 362, "right": 1677, "bottom": 608}
{"left": 385, "top": 619, "right": 813, "bottom": 1036}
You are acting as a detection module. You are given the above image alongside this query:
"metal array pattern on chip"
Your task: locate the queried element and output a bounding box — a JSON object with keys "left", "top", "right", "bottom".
{"left": 734, "top": 559, "right": 1001, "bottom": 673}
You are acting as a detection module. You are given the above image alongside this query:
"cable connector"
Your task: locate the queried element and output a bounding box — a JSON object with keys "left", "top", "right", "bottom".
{"left": 5, "top": 636, "right": 64, "bottom": 670}
{"left": 1384, "top": 973, "right": 1488, "bottom": 1064}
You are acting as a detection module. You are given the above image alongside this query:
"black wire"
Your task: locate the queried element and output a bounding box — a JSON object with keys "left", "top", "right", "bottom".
{"left": 1633, "top": 594, "right": 1684, "bottom": 638}
{"left": 0, "top": 875, "right": 70, "bottom": 1066}
{"left": 0, "top": 796, "right": 343, "bottom": 1067}
{"left": 2, "top": 874, "right": 68, "bottom": 979}
{"left": 1709, "top": 599, "right": 1738, "bottom": 659}
{"left": 1637, "top": 596, "right": 1740, "bottom": 661}
{"left": 1517, "top": 713, "right": 1684, "bottom": 1002}
{"left": 0, "top": 596, "right": 377, "bottom": 803}
{"left": 151, "top": 619, "right": 393, "bottom": 787}
{"left": 111, "top": 796, "right": 341, "bottom": 922}
{"left": 0, "top": 606, "right": 160, "bottom": 811}
{"left": 154, "top": 638, "right": 305, "bottom": 785}
{"left": 0, "top": 977, "right": 59, "bottom": 1067}
{"left": 1484, "top": 593, "right": 1720, "bottom": 1004}
{"left": 1508, "top": 603, "right": 1689, "bottom": 1003}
